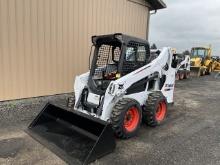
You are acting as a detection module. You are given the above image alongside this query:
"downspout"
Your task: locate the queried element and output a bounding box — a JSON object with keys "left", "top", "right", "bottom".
{"left": 146, "top": 10, "right": 157, "bottom": 40}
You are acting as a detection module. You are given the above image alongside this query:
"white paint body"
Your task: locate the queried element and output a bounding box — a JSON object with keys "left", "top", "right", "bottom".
{"left": 74, "top": 47, "right": 176, "bottom": 121}
{"left": 176, "top": 55, "right": 191, "bottom": 72}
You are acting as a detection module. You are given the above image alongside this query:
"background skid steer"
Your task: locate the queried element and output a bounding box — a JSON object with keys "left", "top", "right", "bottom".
{"left": 28, "top": 33, "right": 177, "bottom": 164}
{"left": 173, "top": 53, "right": 191, "bottom": 80}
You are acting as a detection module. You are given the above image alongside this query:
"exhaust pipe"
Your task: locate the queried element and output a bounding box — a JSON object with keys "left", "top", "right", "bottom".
{"left": 27, "top": 103, "right": 116, "bottom": 165}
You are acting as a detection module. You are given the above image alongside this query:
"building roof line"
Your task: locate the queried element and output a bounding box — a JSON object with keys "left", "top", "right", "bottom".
{"left": 146, "top": 0, "right": 167, "bottom": 10}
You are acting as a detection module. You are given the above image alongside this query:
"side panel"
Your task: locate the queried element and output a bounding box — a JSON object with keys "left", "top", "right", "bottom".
{"left": 100, "top": 47, "right": 176, "bottom": 120}
{"left": 74, "top": 72, "right": 89, "bottom": 107}
{"left": 0, "top": 0, "right": 149, "bottom": 101}
{"left": 163, "top": 49, "right": 176, "bottom": 103}
{"left": 161, "top": 68, "right": 176, "bottom": 103}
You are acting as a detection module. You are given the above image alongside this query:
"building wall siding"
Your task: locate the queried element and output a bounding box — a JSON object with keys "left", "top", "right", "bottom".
{"left": 0, "top": 0, "right": 149, "bottom": 101}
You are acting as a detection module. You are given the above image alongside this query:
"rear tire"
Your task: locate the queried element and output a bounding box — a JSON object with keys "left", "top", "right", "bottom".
{"left": 143, "top": 92, "right": 167, "bottom": 127}
{"left": 180, "top": 72, "right": 184, "bottom": 80}
{"left": 111, "top": 98, "right": 142, "bottom": 139}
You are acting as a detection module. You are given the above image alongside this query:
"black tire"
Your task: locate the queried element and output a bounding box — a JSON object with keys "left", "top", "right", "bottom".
{"left": 176, "top": 73, "right": 180, "bottom": 81}
{"left": 143, "top": 92, "right": 167, "bottom": 127}
{"left": 198, "top": 69, "right": 202, "bottom": 77}
{"left": 67, "top": 95, "right": 75, "bottom": 108}
{"left": 206, "top": 64, "right": 212, "bottom": 75}
{"left": 201, "top": 69, "right": 206, "bottom": 76}
{"left": 111, "top": 98, "right": 142, "bottom": 139}
{"left": 184, "top": 71, "right": 190, "bottom": 79}
{"left": 179, "top": 72, "right": 184, "bottom": 80}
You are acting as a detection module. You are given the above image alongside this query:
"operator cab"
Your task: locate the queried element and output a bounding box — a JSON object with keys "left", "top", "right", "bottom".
{"left": 89, "top": 33, "right": 150, "bottom": 95}
{"left": 191, "top": 47, "right": 208, "bottom": 59}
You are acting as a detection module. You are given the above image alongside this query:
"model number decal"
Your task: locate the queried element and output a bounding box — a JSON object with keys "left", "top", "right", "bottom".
{"left": 165, "top": 84, "right": 174, "bottom": 88}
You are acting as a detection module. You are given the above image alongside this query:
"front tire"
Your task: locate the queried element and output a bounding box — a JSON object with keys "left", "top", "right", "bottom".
{"left": 111, "top": 98, "right": 142, "bottom": 139}
{"left": 176, "top": 73, "right": 180, "bottom": 81}
{"left": 143, "top": 92, "right": 167, "bottom": 127}
{"left": 184, "top": 71, "right": 190, "bottom": 79}
{"left": 201, "top": 69, "right": 206, "bottom": 76}
{"left": 206, "top": 64, "right": 212, "bottom": 75}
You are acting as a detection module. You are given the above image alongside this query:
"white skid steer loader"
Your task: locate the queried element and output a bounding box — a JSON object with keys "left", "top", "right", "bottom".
{"left": 28, "top": 34, "right": 177, "bottom": 165}
{"left": 174, "top": 54, "right": 191, "bottom": 80}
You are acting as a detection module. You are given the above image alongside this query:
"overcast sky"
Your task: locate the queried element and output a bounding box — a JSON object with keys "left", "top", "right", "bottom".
{"left": 149, "top": 0, "right": 220, "bottom": 56}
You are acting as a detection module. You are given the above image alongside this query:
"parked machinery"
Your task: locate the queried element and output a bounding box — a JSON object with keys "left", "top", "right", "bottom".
{"left": 212, "top": 56, "right": 220, "bottom": 71}
{"left": 190, "top": 47, "right": 214, "bottom": 76}
{"left": 174, "top": 53, "right": 190, "bottom": 80}
{"left": 28, "top": 34, "right": 178, "bottom": 165}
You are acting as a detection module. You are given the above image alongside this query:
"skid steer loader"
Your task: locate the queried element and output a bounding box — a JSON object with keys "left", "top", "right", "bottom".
{"left": 174, "top": 54, "right": 191, "bottom": 80}
{"left": 28, "top": 34, "right": 177, "bottom": 165}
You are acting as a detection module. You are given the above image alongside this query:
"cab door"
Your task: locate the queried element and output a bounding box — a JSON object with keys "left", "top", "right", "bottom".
{"left": 122, "top": 42, "right": 149, "bottom": 75}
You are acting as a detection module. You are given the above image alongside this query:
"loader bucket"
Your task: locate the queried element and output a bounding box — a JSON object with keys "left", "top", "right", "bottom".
{"left": 190, "top": 67, "right": 201, "bottom": 77}
{"left": 27, "top": 103, "right": 116, "bottom": 165}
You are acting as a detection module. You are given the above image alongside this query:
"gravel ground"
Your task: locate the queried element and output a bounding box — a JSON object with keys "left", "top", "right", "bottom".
{"left": 0, "top": 72, "right": 220, "bottom": 165}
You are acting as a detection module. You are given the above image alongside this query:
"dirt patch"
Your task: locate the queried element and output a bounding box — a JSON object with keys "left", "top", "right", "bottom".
{"left": 0, "top": 138, "right": 24, "bottom": 158}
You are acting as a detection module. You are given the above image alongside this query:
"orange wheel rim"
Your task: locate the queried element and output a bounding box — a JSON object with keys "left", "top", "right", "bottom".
{"left": 156, "top": 101, "right": 167, "bottom": 121}
{"left": 123, "top": 107, "right": 140, "bottom": 132}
